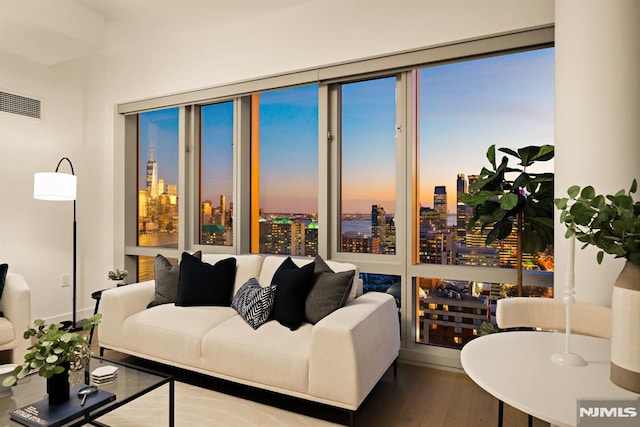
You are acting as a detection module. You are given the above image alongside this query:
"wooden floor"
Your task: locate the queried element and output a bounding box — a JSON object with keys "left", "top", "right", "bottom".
{"left": 356, "top": 363, "right": 549, "bottom": 427}
{"left": 91, "top": 332, "right": 548, "bottom": 427}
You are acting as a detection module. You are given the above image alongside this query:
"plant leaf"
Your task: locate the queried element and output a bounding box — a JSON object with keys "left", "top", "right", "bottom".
{"left": 568, "top": 185, "right": 580, "bottom": 198}
{"left": 487, "top": 145, "right": 496, "bottom": 169}
{"left": 581, "top": 186, "right": 596, "bottom": 199}
{"left": 500, "top": 193, "right": 519, "bottom": 211}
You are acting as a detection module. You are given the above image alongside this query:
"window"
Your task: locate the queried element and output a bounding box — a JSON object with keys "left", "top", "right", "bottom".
{"left": 200, "top": 102, "right": 234, "bottom": 246}
{"left": 122, "top": 29, "right": 554, "bottom": 367}
{"left": 340, "top": 77, "right": 397, "bottom": 255}
{"left": 415, "top": 275, "right": 553, "bottom": 348}
{"left": 136, "top": 255, "right": 177, "bottom": 282}
{"left": 137, "top": 107, "right": 180, "bottom": 248}
{"left": 416, "top": 49, "right": 555, "bottom": 269}
{"left": 412, "top": 47, "right": 555, "bottom": 349}
{"left": 361, "top": 272, "right": 401, "bottom": 308}
{"left": 251, "top": 85, "right": 319, "bottom": 256}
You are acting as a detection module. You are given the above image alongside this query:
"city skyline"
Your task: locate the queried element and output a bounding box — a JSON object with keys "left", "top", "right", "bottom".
{"left": 138, "top": 47, "right": 554, "bottom": 215}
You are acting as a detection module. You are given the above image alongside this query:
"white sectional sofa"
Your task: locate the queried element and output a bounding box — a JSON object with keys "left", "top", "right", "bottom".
{"left": 98, "top": 254, "right": 400, "bottom": 420}
{"left": 0, "top": 273, "right": 31, "bottom": 364}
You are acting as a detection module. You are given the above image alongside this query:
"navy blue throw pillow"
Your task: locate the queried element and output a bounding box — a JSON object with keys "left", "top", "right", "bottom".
{"left": 0, "top": 263, "right": 8, "bottom": 299}
{"left": 176, "top": 253, "right": 236, "bottom": 307}
{"left": 270, "top": 257, "right": 315, "bottom": 331}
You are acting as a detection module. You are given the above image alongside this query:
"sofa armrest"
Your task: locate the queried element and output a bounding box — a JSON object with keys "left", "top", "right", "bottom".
{"left": 0, "top": 273, "right": 32, "bottom": 362}
{"left": 308, "top": 292, "right": 400, "bottom": 409}
{"left": 99, "top": 281, "right": 155, "bottom": 347}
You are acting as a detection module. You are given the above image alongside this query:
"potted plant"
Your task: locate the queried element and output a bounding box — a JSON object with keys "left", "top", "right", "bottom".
{"left": 555, "top": 179, "right": 640, "bottom": 393}
{"left": 108, "top": 268, "right": 128, "bottom": 286}
{"left": 462, "top": 144, "right": 555, "bottom": 297}
{"left": 2, "top": 314, "right": 101, "bottom": 403}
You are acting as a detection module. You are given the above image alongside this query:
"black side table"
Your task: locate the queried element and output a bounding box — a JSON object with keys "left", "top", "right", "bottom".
{"left": 89, "top": 289, "right": 106, "bottom": 344}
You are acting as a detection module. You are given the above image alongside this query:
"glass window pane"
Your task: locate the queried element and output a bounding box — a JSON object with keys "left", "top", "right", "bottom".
{"left": 361, "top": 273, "right": 401, "bottom": 309}
{"left": 136, "top": 255, "right": 177, "bottom": 283}
{"left": 415, "top": 276, "right": 553, "bottom": 349}
{"left": 138, "top": 108, "right": 180, "bottom": 248}
{"left": 340, "top": 77, "right": 397, "bottom": 255}
{"left": 417, "top": 48, "right": 555, "bottom": 269}
{"left": 251, "top": 85, "right": 319, "bottom": 256}
{"left": 200, "top": 102, "right": 234, "bottom": 246}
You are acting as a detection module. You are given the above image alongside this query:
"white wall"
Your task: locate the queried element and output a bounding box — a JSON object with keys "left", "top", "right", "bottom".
{"left": 0, "top": 51, "right": 111, "bottom": 322}
{"left": 555, "top": 0, "right": 640, "bottom": 305}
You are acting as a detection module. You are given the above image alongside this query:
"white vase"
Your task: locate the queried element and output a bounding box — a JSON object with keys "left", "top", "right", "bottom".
{"left": 610, "top": 261, "right": 640, "bottom": 393}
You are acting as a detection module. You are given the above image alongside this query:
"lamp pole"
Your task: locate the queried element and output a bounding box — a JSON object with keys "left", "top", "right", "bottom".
{"left": 34, "top": 157, "right": 80, "bottom": 330}
{"left": 53, "top": 157, "right": 78, "bottom": 330}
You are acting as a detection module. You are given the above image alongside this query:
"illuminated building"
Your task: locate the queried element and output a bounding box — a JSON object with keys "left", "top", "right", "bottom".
{"left": 416, "top": 278, "right": 491, "bottom": 349}
{"left": 341, "top": 231, "right": 372, "bottom": 253}
{"left": 434, "top": 186, "right": 447, "bottom": 228}
{"left": 291, "top": 222, "right": 306, "bottom": 256}
{"left": 138, "top": 190, "right": 148, "bottom": 218}
{"left": 456, "top": 174, "right": 468, "bottom": 241}
{"left": 158, "top": 178, "right": 165, "bottom": 197}
{"left": 146, "top": 144, "right": 158, "bottom": 199}
{"left": 419, "top": 224, "right": 455, "bottom": 264}
{"left": 371, "top": 205, "right": 386, "bottom": 253}
{"left": 305, "top": 222, "right": 318, "bottom": 256}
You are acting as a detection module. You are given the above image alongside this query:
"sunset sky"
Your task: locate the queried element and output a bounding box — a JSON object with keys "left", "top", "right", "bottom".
{"left": 139, "top": 47, "right": 554, "bottom": 215}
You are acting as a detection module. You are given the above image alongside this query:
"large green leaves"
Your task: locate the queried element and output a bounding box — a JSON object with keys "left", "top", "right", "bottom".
{"left": 555, "top": 179, "right": 640, "bottom": 266}
{"left": 462, "top": 144, "right": 555, "bottom": 254}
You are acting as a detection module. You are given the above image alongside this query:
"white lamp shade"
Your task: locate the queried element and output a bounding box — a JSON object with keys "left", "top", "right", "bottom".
{"left": 34, "top": 172, "right": 77, "bottom": 201}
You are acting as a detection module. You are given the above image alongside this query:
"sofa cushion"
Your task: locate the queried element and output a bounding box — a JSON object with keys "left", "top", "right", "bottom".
{"left": 149, "top": 251, "right": 201, "bottom": 308}
{"left": 270, "top": 257, "right": 315, "bottom": 331}
{"left": 121, "top": 304, "right": 237, "bottom": 367}
{"left": 231, "top": 278, "right": 276, "bottom": 329}
{"left": 177, "top": 252, "right": 236, "bottom": 306}
{"left": 0, "top": 263, "right": 8, "bottom": 299}
{"left": 305, "top": 255, "right": 355, "bottom": 324}
{"left": 202, "top": 316, "right": 313, "bottom": 394}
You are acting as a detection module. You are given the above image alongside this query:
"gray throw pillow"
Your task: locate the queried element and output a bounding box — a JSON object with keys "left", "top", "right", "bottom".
{"left": 304, "top": 255, "right": 355, "bottom": 324}
{"left": 148, "top": 251, "right": 201, "bottom": 308}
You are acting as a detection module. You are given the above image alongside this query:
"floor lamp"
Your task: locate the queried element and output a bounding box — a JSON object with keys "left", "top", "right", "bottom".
{"left": 33, "top": 157, "right": 80, "bottom": 331}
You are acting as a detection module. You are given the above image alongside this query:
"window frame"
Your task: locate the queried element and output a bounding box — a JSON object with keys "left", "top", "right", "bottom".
{"left": 119, "top": 27, "right": 554, "bottom": 368}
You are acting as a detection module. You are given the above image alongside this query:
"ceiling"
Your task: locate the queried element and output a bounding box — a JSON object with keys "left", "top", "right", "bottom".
{"left": 0, "top": 0, "right": 313, "bottom": 66}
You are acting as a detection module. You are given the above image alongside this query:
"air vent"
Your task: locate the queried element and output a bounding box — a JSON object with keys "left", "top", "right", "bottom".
{"left": 0, "top": 91, "right": 41, "bottom": 119}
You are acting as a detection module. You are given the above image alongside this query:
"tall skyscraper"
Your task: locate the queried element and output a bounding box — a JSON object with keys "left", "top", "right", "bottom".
{"left": 467, "top": 174, "right": 479, "bottom": 194}
{"left": 220, "top": 194, "right": 226, "bottom": 227}
{"left": 146, "top": 143, "right": 158, "bottom": 199}
{"left": 456, "top": 174, "right": 468, "bottom": 241}
{"left": 434, "top": 186, "right": 447, "bottom": 228}
{"left": 157, "top": 179, "right": 165, "bottom": 196}
{"left": 371, "top": 205, "right": 386, "bottom": 254}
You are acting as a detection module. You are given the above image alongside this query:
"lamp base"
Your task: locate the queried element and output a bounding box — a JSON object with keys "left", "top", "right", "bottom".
{"left": 550, "top": 351, "right": 587, "bottom": 367}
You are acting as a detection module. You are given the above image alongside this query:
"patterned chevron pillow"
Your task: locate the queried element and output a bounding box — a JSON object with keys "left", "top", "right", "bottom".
{"left": 231, "top": 278, "right": 277, "bottom": 329}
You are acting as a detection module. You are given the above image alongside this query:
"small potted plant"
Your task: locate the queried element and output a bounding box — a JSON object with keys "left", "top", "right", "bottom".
{"left": 2, "top": 314, "right": 101, "bottom": 403}
{"left": 107, "top": 268, "right": 128, "bottom": 286}
{"left": 555, "top": 179, "right": 640, "bottom": 393}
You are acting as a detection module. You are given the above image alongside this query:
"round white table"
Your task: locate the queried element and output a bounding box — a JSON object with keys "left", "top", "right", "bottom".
{"left": 460, "top": 331, "right": 639, "bottom": 427}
